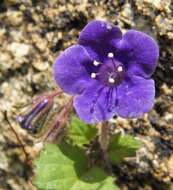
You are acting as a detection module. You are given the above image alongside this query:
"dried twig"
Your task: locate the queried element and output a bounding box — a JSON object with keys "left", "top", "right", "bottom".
{"left": 4, "top": 111, "right": 29, "bottom": 162}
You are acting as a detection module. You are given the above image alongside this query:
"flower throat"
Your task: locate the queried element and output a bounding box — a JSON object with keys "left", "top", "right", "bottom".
{"left": 90, "top": 52, "right": 125, "bottom": 87}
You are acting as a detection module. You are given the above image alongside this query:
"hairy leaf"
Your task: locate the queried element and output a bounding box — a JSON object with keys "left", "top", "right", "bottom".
{"left": 34, "top": 143, "right": 119, "bottom": 190}
{"left": 108, "top": 134, "right": 142, "bottom": 164}
{"left": 68, "top": 116, "right": 97, "bottom": 147}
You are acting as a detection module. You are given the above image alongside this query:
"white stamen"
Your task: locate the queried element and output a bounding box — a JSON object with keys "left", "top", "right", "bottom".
{"left": 108, "top": 77, "right": 115, "bottom": 83}
{"left": 93, "top": 60, "right": 100, "bottom": 66}
{"left": 91, "top": 73, "right": 97, "bottom": 79}
{"left": 108, "top": 52, "right": 114, "bottom": 58}
{"left": 117, "top": 65, "right": 123, "bottom": 72}
{"left": 106, "top": 24, "right": 112, "bottom": 30}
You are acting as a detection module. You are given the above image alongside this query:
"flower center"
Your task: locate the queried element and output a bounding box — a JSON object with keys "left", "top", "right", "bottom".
{"left": 90, "top": 52, "right": 125, "bottom": 87}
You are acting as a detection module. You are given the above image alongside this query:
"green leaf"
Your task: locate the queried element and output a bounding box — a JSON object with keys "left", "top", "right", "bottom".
{"left": 68, "top": 116, "right": 97, "bottom": 147}
{"left": 34, "top": 143, "right": 119, "bottom": 190}
{"left": 108, "top": 134, "right": 142, "bottom": 164}
{"left": 71, "top": 167, "right": 119, "bottom": 190}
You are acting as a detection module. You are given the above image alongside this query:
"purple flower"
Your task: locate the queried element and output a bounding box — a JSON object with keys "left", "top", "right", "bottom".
{"left": 53, "top": 20, "right": 159, "bottom": 124}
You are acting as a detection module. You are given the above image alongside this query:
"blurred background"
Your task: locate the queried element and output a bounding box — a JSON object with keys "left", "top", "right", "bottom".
{"left": 0, "top": 0, "right": 172, "bottom": 190}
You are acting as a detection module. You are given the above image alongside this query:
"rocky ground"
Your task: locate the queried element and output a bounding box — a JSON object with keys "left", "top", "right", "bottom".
{"left": 0, "top": 0, "right": 172, "bottom": 190}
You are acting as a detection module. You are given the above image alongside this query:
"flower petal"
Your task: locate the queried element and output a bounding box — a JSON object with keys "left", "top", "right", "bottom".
{"left": 116, "top": 75, "right": 155, "bottom": 118}
{"left": 116, "top": 30, "right": 159, "bottom": 77}
{"left": 79, "top": 20, "right": 122, "bottom": 61}
{"left": 53, "top": 45, "right": 93, "bottom": 95}
{"left": 74, "top": 81, "right": 117, "bottom": 124}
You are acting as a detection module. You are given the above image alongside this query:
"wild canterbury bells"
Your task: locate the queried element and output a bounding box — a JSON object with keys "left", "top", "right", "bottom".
{"left": 53, "top": 20, "right": 159, "bottom": 124}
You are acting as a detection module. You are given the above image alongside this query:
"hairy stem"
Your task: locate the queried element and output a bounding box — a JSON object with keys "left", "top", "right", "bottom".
{"left": 98, "top": 121, "right": 110, "bottom": 151}
{"left": 44, "top": 97, "right": 73, "bottom": 143}
{"left": 98, "top": 122, "right": 113, "bottom": 174}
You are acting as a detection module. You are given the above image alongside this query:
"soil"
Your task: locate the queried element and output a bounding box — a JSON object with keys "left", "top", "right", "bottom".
{"left": 0, "top": 0, "right": 172, "bottom": 190}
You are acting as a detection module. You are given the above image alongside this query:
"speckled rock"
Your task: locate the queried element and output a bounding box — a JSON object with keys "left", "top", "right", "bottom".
{"left": 0, "top": 0, "right": 172, "bottom": 190}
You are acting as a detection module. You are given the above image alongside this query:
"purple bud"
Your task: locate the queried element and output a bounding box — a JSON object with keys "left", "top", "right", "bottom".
{"left": 16, "top": 91, "right": 61, "bottom": 134}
